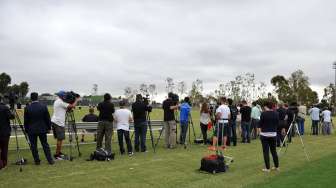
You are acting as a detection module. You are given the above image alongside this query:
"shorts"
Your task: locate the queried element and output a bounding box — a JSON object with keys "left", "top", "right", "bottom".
{"left": 52, "top": 122, "right": 65, "bottom": 140}
{"left": 214, "top": 123, "right": 229, "bottom": 137}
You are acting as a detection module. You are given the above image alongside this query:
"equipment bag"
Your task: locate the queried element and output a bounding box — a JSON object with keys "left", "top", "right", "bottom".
{"left": 200, "top": 154, "right": 228, "bottom": 174}
{"left": 88, "top": 148, "right": 115, "bottom": 161}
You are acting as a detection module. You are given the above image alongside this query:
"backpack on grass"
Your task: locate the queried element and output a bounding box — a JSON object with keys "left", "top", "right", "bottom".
{"left": 88, "top": 148, "right": 115, "bottom": 161}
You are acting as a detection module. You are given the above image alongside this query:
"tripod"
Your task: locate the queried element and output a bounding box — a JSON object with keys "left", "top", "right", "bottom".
{"left": 180, "top": 113, "right": 197, "bottom": 149}
{"left": 10, "top": 108, "right": 30, "bottom": 172}
{"left": 65, "top": 110, "right": 81, "bottom": 161}
{"left": 278, "top": 115, "right": 310, "bottom": 161}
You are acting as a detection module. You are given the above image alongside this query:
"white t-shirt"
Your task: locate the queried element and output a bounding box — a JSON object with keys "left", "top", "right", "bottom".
{"left": 216, "top": 104, "right": 231, "bottom": 123}
{"left": 51, "top": 98, "right": 69, "bottom": 127}
{"left": 322, "top": 110, "right": 331, "bottom": 122}
{"left": 200, "top": 112, "right": 210, "bottom": 125}
{"left": 309, "top": 107, "right": 320, "bottom": 121}
{"left": 114, "top": 108, "right": 133, "bottom": 131}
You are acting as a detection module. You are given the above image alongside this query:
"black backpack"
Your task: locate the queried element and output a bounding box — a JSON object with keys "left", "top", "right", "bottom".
{"left": 88, "top": 148, "right": 115, "bottom": 161}
{"left": 230, "top": 106, "right": 238, "bottom": 121}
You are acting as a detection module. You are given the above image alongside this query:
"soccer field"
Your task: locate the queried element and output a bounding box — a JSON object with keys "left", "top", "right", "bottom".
{"left": 1, "top": 107, "right": 336, "bottom": 188}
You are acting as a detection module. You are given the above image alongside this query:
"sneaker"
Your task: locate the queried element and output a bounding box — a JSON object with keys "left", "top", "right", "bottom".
{"left": 271, "top": 167, "right": 280, "bottom": 171}
{"left": 262, "top": 168, "right": 271, "bottom": 173}
{"left": 48, "top": 160, "right": 55, "bottom": 165}
{"left": 54, "top": 154, "right": 64, "bottom": 161}
{"left": 128, "top": 152, "right": 134, "bottom": 157}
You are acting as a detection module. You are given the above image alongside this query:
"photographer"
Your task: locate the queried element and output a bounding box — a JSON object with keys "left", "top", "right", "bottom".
{"left": 309, "top": 105, "right": 320, "bottom": 135}
{"left": 258, "top": 101, "right": 279, "bottom": 172}
{"left": 132, "top": 94, "right": 152, "bottom": 152}
{"left": 179, "top": 97, "right": 191, "bottom": 145}
{"left": 96, "top": 93, "right": 115, "bottom": 154}
{"left": 240, "top": 100, "right": 252, "bottom": 143}
{"left": 162, "top": 92, "right": 179, "bottom": 149}
{"left": 0, "top": 95, "right": 14, "bottom": 169}
{"left": 251, "top": 102, "right": 261, "bottom": 140}
{"left": 115, "top": 101, "right": 133, "bottom": 156}
{"left": 51, "top": 91, "right": 79, "bottom": 160}
{"left": 276, "top": 102, "right": 287, "bottom": 147}
{"left": 24, "top": 92, "right": 54, "bottom": 165}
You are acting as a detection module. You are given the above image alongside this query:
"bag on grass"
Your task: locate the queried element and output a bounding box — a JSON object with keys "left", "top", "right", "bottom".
{"left": 88, "top": 148, "right": 115, "bottom": 161}
{"left": 200, "top": 154, "right": 228, "bottom": 174}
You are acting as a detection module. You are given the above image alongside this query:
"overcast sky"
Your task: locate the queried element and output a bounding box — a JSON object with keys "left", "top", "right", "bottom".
{"left": 1, "top": 0, "right": 335, "bottom": 100}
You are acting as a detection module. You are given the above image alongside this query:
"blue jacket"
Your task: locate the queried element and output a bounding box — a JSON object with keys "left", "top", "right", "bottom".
{"left": 180, "top": 103, "right": 191, "bottom": 125}
{"left": 24, "top": 101, "right": 51, "bottom": 134}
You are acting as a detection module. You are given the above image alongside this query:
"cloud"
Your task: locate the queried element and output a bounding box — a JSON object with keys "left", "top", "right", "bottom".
{"left": 0, "top": 0, "right": 335, "bottom": 99}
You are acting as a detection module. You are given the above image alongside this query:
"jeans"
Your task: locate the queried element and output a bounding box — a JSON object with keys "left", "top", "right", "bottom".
{"left": 298, "top": 118, "right": 305, "bottom": 135}
{"left": 117, "top": 129, "right": 133, "bottom": 154}
{"left": 322, "top": 122, "right": 331, "bottom": 135}
{"left": 241, "top": 121, "right": 251, "bottom": 143}
{"left": 179, "top": 122, "right": 188, "bottom": 144}
{"left": 312, "top": 120, "right": 319, "bottom": 135}
{"left": 134, "top": 121, "right": 148, "bottom": 152}
{"left": 228, "top": 121, "right": 237, "bottom": 146}
{"left": 260, "top": 136, "right": 279, "bottom": 170}
{"left": 28, "top": 133, "right": 53, "bottom": 163}
{"left": 251, "top": 119, "right": 259, "bottom": 139}
{"left": 164, "top": 120, "right": 177, "bottom": 148}
{"left": 96, "top": 121, "right": 113, "bottom": 153}
{"left": 200, "top": 123, "right": 208, "bottom": 144}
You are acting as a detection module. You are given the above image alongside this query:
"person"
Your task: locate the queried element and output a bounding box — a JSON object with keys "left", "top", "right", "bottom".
{"left": 276, "top": 102, "right": 287, "bottom": 147}
{"left": 298, "top": 103, "right": 307, "bottom": 135}
{"left": 132, "top": 94, "right": 152, "bottom": 152}
{"left": 200, "top": 102, "right": 211, "bottom": 145}
{"left": 96, "top": 93, "right": 115, "bottom": 154}
{"left": 114, "top": 101, "right": 133, "bottom": 156}
{"left": 258, "top": 101, "right": 280, "bottom": 172}
{"left": 24, "top": 92, "right": 54, "bottom": 165}
{"left": 210, "top": 97, "right": 230, "bottom": 150}
{"left": 0, "top": 95, "right": 14, "bottom": 169}
{"left": 321, "top": 108, "right": 332, "bottom": 135}
{"left": 162, "top": 92, "right": 179, "bottom": 149}
{"left": 286, "top": 103, "right": 298, "bottom": 142}
{"left": 179, "top": 97, "right": 191, "bottom": 145}
{"left": 251, "top": 102, "right": 261, "bottom": 140}
{"left": 240, "top": 100, "right": 252, "bottom": 143}
{"left": 81, "top": 108, "right": 99, "bottom": 142}
{"left": 309, "top": 105, "right": 320, "bottom": 135}
{"left": 51, "top": 91, "right": 79, "bottom": 160}
{"left": 227, "top": 98, "right": 238, "bottom": 146}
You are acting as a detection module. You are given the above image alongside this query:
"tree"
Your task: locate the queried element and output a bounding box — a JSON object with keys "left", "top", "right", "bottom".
{"left": 0, "top": 72, "right": 11, "bottom": 94}
{"left": 19, "top": 81, "right": 29, "bottom": 98}
{"left": 165, "top": 77, "right": 175, "bottom": 93}
{"left": 323, "top": 83, "right": 335, "bottom": 105}
{"left": 139, "top": 84, "right": 148, "bottom": 96}
{"left": 124, "top": 87, "right": 133, "bottom": 101}
{"left": 177, "top": 81, "right": 187, "bottom": 97}
{"left": 189, "top": 79, "right": 204, "bottom": 106}
{"left": 271, "top": 70, "right": 318, "bottom": 105}
{"left": 148, "top": 84, "right": 157, "bottom": 101}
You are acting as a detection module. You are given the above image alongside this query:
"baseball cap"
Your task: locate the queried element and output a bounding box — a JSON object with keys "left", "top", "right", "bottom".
{"left": 55, "top": 90, "right": 66, "bottom": 98}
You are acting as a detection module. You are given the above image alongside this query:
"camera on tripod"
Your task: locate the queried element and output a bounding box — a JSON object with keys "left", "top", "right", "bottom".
{"left": 4, "top": 91, "right": 19, "bottom": 109}
{"left": 143, "top": 94, "right": 153, "bottom": 112}
{"left": 169, "top": 92, "right": 179, "bottom": 105}
{"left": 62, "top": 91, "right": 80, "bottom": 104}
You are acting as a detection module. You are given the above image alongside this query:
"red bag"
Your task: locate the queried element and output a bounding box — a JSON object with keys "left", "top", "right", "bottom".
{"left": 207, "top": 122, "right": 213, "bottom": 130}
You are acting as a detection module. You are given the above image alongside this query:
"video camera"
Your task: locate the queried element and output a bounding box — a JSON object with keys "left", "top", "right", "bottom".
{"left": 143, "top": 94, "right": 152, "bottom": 113}
{"left": 169, "top": 93, "right": 179, "bottom": 105}
{"left": 4, "top": 92, "right": 19, "bottom": 109}
{"left": 62, "top": 91, "right": 80, "bottom": 104}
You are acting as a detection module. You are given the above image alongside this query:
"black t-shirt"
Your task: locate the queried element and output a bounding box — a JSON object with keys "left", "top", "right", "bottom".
{"left": 277, "top": 107, "right": 287, "bottom": 121}
{"left": 162, "top": 99, "right": 175, "bottom": 121}
{"left": 132, "top": 101, "right": 150, "bottom": 124}
{"left": 259, "top": 111, "right": 279, "bottom": 133}
{"left": 240, "top": 106, "right": 252, "bottom": 122}
{"left": 229, "top": 105, "right": 238, "bottom": 121}
{"left": 82, "top": 114, "right": 99, "bottom": 122}
{"left": 97, "top": 101, "right": 115, "bottom": 122}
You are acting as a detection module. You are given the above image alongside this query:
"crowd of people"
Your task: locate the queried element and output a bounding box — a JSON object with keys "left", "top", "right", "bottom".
{"left": 0, "top": 91, "right": 334, "bottom": 172}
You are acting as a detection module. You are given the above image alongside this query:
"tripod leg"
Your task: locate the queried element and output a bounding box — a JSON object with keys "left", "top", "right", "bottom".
{"left": 278, "top": 123, "right": 293, "bottom": 156}
{"left": 154, "top": 126, "right": 164, "bottom": 149}
{"left": 147, "top": 115, "right": 156, "bottom": 153}
{"left": 13, "top": 121, "right": 23, "bottom": 172}
{"left": 294, "top": 124, "right": 310, "bottom": 161}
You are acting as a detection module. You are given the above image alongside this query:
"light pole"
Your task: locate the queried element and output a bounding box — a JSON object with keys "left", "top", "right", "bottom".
{"left": 333, "top": 62, "right": 336, "bottom": 114}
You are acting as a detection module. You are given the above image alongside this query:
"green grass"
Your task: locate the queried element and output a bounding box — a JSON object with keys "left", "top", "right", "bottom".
{"left": 1, "top": 107, "right": 336, "bottom": 188}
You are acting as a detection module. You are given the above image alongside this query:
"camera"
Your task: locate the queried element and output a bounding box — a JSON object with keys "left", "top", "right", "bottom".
{"left": 4, "top": 91, "right": 19, "bottom": 109}
{"left": 62, "top": 91, "right": 80, "bottom": 104}
{"left": 169, "top": 93, "right": 179, "bottom": 105}
{"left": 143, "top": 94, "right": 152, "bottom": 112}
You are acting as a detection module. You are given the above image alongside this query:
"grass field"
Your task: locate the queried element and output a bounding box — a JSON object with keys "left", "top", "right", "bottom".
{"left": 1, "top": 107, "right": 336, "bottom": 188}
